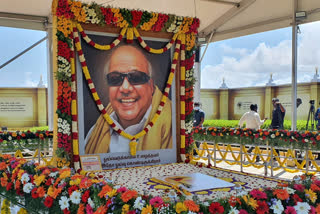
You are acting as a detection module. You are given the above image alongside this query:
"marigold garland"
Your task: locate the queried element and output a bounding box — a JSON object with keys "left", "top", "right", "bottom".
{"left": 54, "top": 0, "right": 200, "bottom": 163}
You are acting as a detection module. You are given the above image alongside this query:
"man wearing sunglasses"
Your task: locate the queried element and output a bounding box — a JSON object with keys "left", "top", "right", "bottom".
{"left": 85, "top": 45, "right": 172, "bottom": 154}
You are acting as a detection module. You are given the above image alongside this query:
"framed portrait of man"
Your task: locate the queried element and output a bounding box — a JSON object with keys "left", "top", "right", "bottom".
{"left": 76, "top": 30, "right": 177, "bottom": 169}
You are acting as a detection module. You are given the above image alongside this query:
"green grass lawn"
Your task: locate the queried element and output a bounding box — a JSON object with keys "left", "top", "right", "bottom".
{"left": 203, "top": 120, "right": 311, "bottom": 131}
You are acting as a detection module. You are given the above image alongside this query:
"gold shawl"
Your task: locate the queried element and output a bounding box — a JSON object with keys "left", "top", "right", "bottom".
{"left": 85, "top": 86, "right": 172, "bottom": 154}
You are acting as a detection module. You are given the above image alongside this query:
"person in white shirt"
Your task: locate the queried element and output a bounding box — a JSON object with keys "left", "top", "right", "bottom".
{"left": 239, "top": 104, "right": 266, "bottom": 129}
{"left": 238, "top": 104, "right": 267, "bottom": 162}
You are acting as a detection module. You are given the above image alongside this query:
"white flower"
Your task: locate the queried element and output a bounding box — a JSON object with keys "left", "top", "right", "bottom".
{"left": 187, "top": 211, "right": 197, "bottom": 214}
{"left": 202, "top": 201, "right": 209, "bottom": 206}
{"left": 70, "top": 191, "right": 81, "bottom": 204}
{"left": 271, "top": 134, "right": 275, "bottom": 138}
{"left": 23, "top": 183, "right": 34, "bottom": 193}
{"left": 58, "top": 118, "right": 62, "bottom": 123}
{"left": 285, "top": 187, "right": 295, "bottom": 194}
{"left": 59, "top": 196, "right": 70, "bottom": 210}
{"left": 8, "top": 136, "right": 12, "bottom": 140}
{"left": 133, "top": 196, "right": 145, "bottom": 210}
{"left": 305, "top": 139, "right": 309, "bottom": 142}
{"left": 270, "top": 200, "right": 284, "bottom": 214}
{"left": 21, "top": 173, "right": 30, "bottom": 183}
{"left": 292, "top": 136, "right": 295, "bottom": 140}
{"left": 88, "top": 197, "right": 95, "bottom": 209}
{"left": 294, "top": 202, "right": 310, "bottom": 214}
{"left": 228, "top": 206, "right": 239, "bottom": 214}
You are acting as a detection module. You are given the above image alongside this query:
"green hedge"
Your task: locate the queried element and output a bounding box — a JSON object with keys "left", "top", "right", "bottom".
{"left": 203, "top": 120, "right": 310, "bottom": 131}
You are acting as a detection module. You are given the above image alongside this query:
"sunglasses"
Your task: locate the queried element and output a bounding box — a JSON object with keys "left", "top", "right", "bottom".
{"left": 106, "top": 71, "right": 151, "bottom": 86}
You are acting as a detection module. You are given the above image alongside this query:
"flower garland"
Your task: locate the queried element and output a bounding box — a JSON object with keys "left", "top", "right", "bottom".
{"left": 193, "top": 127, "right": 320, "bottom": 150}
{"left": 1, "top": 155, "right": 320, "bottom": 214}
{"left": 53, "top": 0, "right": 199, "bottom": 165}
{"left": 73, "top": 25, "right": 182, "bottom": 155}
{"left": 133, "top": 28, "right": 179, "bottom": 54}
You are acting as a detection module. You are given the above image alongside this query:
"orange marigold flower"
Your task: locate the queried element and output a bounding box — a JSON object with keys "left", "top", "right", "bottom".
{"left": 273, "top": 188, "right": 290, "bottom": 200}
{"left": 15, "top": 180, "right": 21, "bottom": 190}
{"left": 79, "top": 178, "right": 93, "bottom": 189}
{"left": 37, "top": 186, "right": 46, "bottom": 198}
{"left": 184, "top": 200, "right": 200, "bottom": 212}
{"left": 93, "top": 205, "right": 107, "bottom": 214}
{"left": 0, "top": 177, "right": 8, "bottom": 187}
{"left": 77, "top": 203, "right": 85, "bottom": 214}
{"left": 98, "top": 185, "right": 113, "bottom": 198}
{"left": 315, "top": 204, "right": 320, "bottom": 214}
{"left": 121, "top": 190, "right": 138, "bottom": 203}
{"left": 2, "top": 154, "right": 12, "bottom": 159}
{"left": 277, "top": 183, "right": 288, "bottom": 187}
{"left": 0, "top": 162, "right": 7, "bottom": 170}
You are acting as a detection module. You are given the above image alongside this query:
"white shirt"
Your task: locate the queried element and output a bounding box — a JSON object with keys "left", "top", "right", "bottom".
{"left": 85, "top": 106, "right": 152, "bottom": 153}
{"left": 238, "top": 110, "right": 265, "bottom": 129}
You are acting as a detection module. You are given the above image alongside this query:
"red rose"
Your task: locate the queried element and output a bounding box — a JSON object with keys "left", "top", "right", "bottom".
{"left": 44, "top": 196, "right": 54, "bottom": 208}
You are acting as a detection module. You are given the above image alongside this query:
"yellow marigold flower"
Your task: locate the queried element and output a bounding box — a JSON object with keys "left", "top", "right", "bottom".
{"left": 175, "top": 202, "right": 187, "bottom": 213}
{"left": 242, "top": 195, "right": 258, "bottom": 210}
{"left": 17, "top": 208, "right": 28, "bottom": 214}
{"left": 111, "top": 8, "right": 120, "bottom": 13}
{"left": 69, "top": 178, "right": 81, "bottom": 186}
{"left": 305, "top": 189, "right": 317, "bottom": 203}
{"left": 34, "top": 174, "right": 46, "bottom": 186}
{"left": 107, "top": 189, "right": 117, "bottom": 198}
{"left": 59, "top": 168, "right": 71, "bottom": 179}
{"left": 121, "top": 204, "right": 130, "bottom": 214}
{"left": 141, "top": 205, "right": 153, "bottom": 214}
{"left": 12, "top": 132, "right": 17, "bottom": 137}
{"left": 17, "top": 170, "right": 25, "bottom": 180}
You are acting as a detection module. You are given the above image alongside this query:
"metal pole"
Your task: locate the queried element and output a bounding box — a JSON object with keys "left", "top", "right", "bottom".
{"left": 46, "top": 23, "right": 54, "bottom": 131}
{"left": 194, "top": 46, "right": 201, "bottom": 103}
{"left": 291, "top": 0, "right": 298, "bottom": 130}
{"left": 0, "top": 36, "right": 48, "bottom": 70}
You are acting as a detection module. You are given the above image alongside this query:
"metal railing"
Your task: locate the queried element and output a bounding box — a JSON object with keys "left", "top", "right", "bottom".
{"left": 192, "top": 140, "right": 320, "bottom": 177}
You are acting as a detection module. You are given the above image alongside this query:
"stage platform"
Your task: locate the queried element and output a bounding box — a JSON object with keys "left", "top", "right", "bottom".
{"left": 96, "top": 163, "right": 285, "bottom": 201}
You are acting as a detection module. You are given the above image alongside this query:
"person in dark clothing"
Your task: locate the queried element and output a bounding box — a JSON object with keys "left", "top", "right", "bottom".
{"left": 270, "top": 98, "right": 286, "bottom": 162}
{"left": 193, "top": 102, "right": 205, "bottom": 127}
{"left": 271, "top": 98, "right": 286, "bottom": 129}
{"left": 193, "top": 102, "right": 205, "bottom": 156}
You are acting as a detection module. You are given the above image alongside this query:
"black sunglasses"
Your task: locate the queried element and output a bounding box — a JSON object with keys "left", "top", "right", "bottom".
{"left": 106, "top": 71, "right": 151, "bottom": 86}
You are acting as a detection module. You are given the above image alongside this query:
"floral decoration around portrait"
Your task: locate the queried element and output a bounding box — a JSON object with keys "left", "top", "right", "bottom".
{"left": 53, "top": 0, "right": 199, "bottom": 169}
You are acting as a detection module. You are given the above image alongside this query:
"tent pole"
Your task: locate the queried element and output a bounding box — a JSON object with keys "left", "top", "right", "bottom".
{"left": 291, "top": 0, "right": 298, "bottom": 131}
{"left": 46, "top": 23, "right": 54, "bottom": 131}
{"left": 194, "top": 46, "right": 201, "bottom": 103}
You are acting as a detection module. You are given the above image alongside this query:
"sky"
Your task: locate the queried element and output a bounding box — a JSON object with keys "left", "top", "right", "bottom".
{"left": 0, "top": 21, "right": 320, "bottom": 88}
{"left": 0, "top": 27, "right": 47, "bottom": 87}
{"left": 201, "top": 21, "right": 320, "bottom": 89}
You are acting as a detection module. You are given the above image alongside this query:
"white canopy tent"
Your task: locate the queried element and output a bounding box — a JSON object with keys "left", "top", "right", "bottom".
{"left": 1, "top": 0, "right": 320, "bottom": 130}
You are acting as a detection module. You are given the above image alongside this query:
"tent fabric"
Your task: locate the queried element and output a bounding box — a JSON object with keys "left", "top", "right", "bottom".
{"left": 0, "top": 0, "right": 319, "bottom": 41}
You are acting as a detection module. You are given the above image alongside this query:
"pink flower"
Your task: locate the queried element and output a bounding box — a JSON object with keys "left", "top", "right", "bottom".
{"left": 86, "top": 204, "right": 93, "bottom": 214}
{"left": 117, "top": 186, "right": 128, "bottom": 193}
{"left": 239, "top": 210, "right": 248, "bottom": 214}
{"left": 293, "top": 184, "right": 305, "bottom": 192}
{"left": 149, "top": 196, "right": 164, "bottom": 208}
{"left": 284, "top": 206, "right": 297, "bottom": 214}
{"left": 250, "top": 189, "right": 267, "bottom": 199}
{"left": 310, "top": 206, "right": 316, "bottom": 214}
